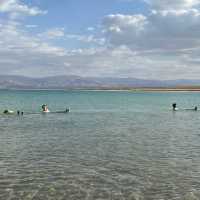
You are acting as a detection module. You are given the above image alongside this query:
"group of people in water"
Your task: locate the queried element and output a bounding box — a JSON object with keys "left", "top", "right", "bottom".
{"left": 3, "top": 104, "right": 52, "bottom": 115}
{"left": 172, "top": 103, "right": 198, "bottom": 111}
{"left": 3, "top": 110, "right": 24, "bottom": 115}
{"left": 2, "top": 103, "right": 198, "bottom": 114}
{"left": 3, "top": 104, "right": 70, "bottom": 115}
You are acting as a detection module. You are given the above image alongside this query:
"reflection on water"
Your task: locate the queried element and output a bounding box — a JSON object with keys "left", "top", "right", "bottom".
{"left": 0, "top": 91, "right": 200, "bottom": 199}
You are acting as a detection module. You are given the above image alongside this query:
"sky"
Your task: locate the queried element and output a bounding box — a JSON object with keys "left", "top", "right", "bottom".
{"left": 1, "top": 0, "right": 200, "bottom": 79}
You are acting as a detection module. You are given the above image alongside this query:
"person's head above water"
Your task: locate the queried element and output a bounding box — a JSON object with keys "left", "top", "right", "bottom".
{"left": 42, "top": 104, "right": 46, "bottom": 110}
{"left": 172, "top": 103, "right": 176, "bottom": 108}
{"left": 172, "top": 103, "right": 178, "bottom": 111}
{"left": 42, "top": 104, "right": 49, "bottom": 112}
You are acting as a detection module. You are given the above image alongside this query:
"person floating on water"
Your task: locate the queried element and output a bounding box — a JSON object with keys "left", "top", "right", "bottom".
{"left": 172, "top": 103, "right": 198, "bottom": 111}
{"left": 172, "top": 103, "right": 178, "bottom": 111}
{"left": 42, "top": 104, "right": 50, "bottom": 113}
{"left": 186, "top": 106, "right": 198, "bottom": 111}
{"left": 3, "top": 110, "right": 23, "bottom": 115}
{"left": 3, "top": 109, "right": 14, "bottom": 114}
{"left": 2, "top": 106, "right": 69, "bottom": 115}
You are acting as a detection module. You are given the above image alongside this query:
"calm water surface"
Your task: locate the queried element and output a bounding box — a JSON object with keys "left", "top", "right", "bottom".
{"left": 0, "top": 90, "right": 200, "bottom": 200}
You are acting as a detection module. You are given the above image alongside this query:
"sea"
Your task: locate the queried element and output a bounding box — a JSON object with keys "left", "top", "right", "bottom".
{"left": 0, "top": 90, "right": 200, "bottom": 200}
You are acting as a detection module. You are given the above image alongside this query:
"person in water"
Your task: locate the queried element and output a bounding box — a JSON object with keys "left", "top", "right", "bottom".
{"left": 3, "top": 110, "right": 14, "bottom": 114}
{"left": 172, "top": 103, "right": 178, "bottom": 111}
{"left": 42, "top": 104, "right": 50, "bottom": 113}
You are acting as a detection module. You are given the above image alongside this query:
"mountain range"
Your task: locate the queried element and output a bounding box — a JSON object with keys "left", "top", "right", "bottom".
{"left": 0, "top": 75, "right": 200, "bottom": 89}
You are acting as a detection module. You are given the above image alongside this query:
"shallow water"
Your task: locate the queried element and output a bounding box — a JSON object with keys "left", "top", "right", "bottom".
{"left": 0, "top": 90, "right": 200, "bottom": 199}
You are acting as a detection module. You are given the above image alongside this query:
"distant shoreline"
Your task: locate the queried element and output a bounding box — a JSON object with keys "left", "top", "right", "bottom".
{"left": 130, "top": 88, "right": 200, "bottom": 92}
{"left": 2, "top": 75, "right": 200, "bottom": 91}
{"left": 2, "top": 87, "right": 200, "bottom": 92}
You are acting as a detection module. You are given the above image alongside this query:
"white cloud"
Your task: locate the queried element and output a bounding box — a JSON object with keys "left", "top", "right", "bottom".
{"left": 1, "top": 0, "right": 200, "bottom": 79}
{"left": 0, "top": 0, "right": 47, "bottom": 16}
{"left": 1, "top": 14, "right": 200, "bottom": 79}
{"left": 0, "top": 21, "right": 66, "bottom": 70}
{"left": 38, "top": 28, "right": 65, "bottom": 39}
{"left": 103, "top": 14, "right": 148, "bottom": 48}
{"left": 38, "top": 30, "right": 105, "bottom": 45}
{"left": 103, "top": 9, "right": 200, "bottom": 50}
{"left": 66, "top": 34, "right": 105, "bottom": 45}
{"left": 0, "top": 19, "right": 198, "bottom": 79}
{"left": 144, "top": 0, "right": 200, "bottom": 10}
{"left": 87, "top": 27, "right": 95, "bottom": 31}
{"left": 25, "top": 24, "right": 38, "bottom": 28}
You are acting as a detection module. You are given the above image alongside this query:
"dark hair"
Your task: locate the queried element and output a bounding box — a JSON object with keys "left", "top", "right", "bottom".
{"left": 172, "top": 103, "right": 176, "bottom": 108}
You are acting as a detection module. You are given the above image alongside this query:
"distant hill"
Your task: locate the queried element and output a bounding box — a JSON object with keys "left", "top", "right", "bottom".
{"left": 0, "top": 75, "right": 200, "bottom": 89}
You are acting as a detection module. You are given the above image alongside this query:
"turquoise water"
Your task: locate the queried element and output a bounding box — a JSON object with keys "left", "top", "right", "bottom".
{"left": 1, "top": 90, "right": 200, "bottom": 199}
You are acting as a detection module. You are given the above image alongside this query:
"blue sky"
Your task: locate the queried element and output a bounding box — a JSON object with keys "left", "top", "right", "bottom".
{"left": 1, "top": 0, "right": 200, "bottom": 79}
{"left": 24, "top": 0, "right": 147, "bottom": 29}
{"left": 22, "top": 0, "right": 148, "bottom": 46}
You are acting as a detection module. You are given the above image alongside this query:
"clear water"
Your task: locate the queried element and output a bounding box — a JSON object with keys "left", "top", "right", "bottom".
{"left": 0, "top": 90, "right": 200, "bottom": 200}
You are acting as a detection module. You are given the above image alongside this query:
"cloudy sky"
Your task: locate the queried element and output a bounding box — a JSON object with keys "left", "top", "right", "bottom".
{"left": 1, "top": 0, "right": 200, "bottom": 79}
